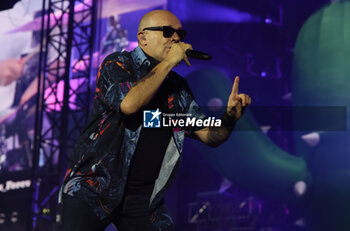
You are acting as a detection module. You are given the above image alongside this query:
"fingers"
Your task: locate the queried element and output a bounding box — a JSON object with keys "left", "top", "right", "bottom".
{"left": 187, "top": 44, "right": 193, "bottom": 54}
{"left": 231, "top": 76, "right": 239, "bottom": 95}
{"left": 180, "top": 43, "right": 192, "bottom": 66}
{"left": 184, "top": 43, "right": 193, "bottom": 51}
{"left": 239, "top": 94, "right": 246, "bottom": 106}
{"left": 231, "top": 76, "right": 252, "bottom": 107}
{"left": 175, "top": 42, "right": 192, "bottom": 53}
{"left": 166, "top": 42, "right": 193, "bottom": 66}
{"left": 184, "top": 55, "right": 191, "bottom": 66}
{"left": 238, "top": 94, "right": 252, "bottom": 107}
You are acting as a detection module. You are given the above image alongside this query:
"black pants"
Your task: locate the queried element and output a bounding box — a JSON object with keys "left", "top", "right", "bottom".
{"left": 61, "top": 194, "right": 174, "bottom": 231}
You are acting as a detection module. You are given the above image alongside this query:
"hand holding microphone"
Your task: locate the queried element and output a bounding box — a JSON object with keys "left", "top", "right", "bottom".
{"left": 185, "top": 49, "right": 211, "bottom": 60}
{"left": 165, "top": 43, "right": 212, "bottom": 67}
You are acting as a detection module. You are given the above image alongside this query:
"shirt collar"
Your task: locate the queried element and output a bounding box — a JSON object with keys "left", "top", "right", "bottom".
{"left": 131, "top": 46, "right": 150, "bottom": 70}
{"left": 143, "top": 51, "right": 160, "bottom": 70}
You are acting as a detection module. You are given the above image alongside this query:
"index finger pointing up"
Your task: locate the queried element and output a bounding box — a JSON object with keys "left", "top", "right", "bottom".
{"left": 231, "top": 76, "right": 240, "bottom": 95}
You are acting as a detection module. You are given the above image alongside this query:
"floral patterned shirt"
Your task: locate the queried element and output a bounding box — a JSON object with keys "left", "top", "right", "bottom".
{"left": 60, "top": 46, "right": 206, "bottom": 219}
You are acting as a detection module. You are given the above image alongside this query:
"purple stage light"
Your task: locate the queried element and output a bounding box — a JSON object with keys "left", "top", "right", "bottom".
{"left": 294, "top": 181, "right": 307, "bottom": 197}
{"left": 218, "top": 177, "right": 232, "bottom": 193}
{"left": 9, "top": 0, "right": 167, "bottom": 33}
{"left": 124, "top": 41, "right": 138, "bottom": 52}
{"left": 208, "top": 97, "right": 223, "bottom": 111}
{"left": 175, "top": 0, "right": 262, "bottom": 23}
{"left": 265, "top": 18, "right": 273, "bottom": 24}
{"left": 264, "top": 5, "right": 283, "bottom": 26}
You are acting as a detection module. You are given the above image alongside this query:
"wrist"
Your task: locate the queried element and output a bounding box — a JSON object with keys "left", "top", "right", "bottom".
{"left": 221, "top": 111, "right": 236, "bottom": 130}
{"left": 162, "top": 57, "right": 177, "bottom": 68}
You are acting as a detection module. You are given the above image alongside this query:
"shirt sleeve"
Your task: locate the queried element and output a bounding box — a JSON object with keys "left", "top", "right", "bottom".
{"left": 95, "top": 54, "right": 128, "bottom": 113}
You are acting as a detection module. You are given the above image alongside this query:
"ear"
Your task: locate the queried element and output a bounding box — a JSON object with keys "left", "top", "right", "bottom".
{"left": 137, "top": 31, "right": 147, "bottom": 46}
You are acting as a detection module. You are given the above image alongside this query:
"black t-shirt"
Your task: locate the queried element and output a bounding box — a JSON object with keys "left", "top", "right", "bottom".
{"left": 125, "top": 51, "right": 173, "bottom": 195}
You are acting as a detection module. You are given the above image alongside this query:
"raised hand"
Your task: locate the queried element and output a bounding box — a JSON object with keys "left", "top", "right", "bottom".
{"left": 226, "top": 76, "right": 251, "bottom": 120}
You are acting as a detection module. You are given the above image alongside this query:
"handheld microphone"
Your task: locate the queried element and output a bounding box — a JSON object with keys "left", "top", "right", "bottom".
{"left": 185, "top": 50, "right": 212, "bottom": 60}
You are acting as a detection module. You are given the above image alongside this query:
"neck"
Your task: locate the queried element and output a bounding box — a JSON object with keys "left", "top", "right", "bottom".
{"left": 141, "top": 48, "right": 160, "bottom": 68}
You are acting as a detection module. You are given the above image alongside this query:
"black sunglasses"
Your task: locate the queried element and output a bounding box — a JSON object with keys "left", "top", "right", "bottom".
{"left": 142, "top": 26, "right": 187, "bottom": 41}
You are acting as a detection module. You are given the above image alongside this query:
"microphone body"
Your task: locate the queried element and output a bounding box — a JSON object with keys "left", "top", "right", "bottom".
{"left": 185, "top": 50, "right": 211, "bottom": 60}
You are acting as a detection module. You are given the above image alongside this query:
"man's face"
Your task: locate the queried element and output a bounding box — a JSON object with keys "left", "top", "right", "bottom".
{"left": 141, "top": 13, "right": 183, "bottom": 61}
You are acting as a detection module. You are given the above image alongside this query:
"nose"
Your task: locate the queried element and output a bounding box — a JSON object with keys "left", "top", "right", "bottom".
{"left": 171, "top": 31, "right": 181, "bottom": 43}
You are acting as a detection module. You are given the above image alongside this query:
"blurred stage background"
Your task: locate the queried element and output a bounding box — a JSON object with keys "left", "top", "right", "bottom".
{"left": 1, "top": 0, "right": 349, "bottom": 230}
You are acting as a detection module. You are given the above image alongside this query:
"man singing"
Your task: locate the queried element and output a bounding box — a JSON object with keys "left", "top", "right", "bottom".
{"left": 60, "top": 9, "right": 251, "bottom": 231}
